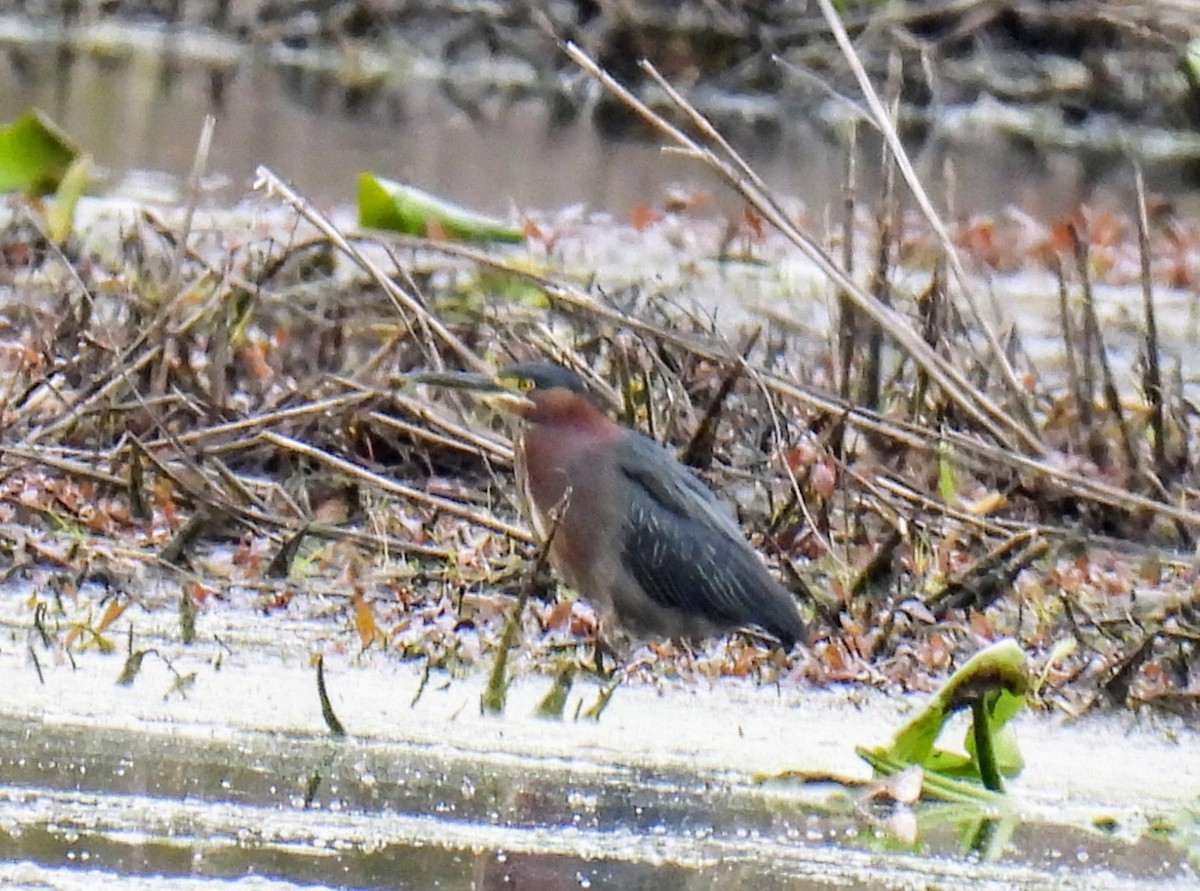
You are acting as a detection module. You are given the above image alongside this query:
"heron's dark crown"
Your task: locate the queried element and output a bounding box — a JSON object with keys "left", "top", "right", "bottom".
{"left": 497, "top": 362, "right": 590, "bottom": 396}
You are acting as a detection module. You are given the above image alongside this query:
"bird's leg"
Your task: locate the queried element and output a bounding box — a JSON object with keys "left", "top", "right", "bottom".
{"left": 577, "top": 632, "right": 618, "bottom": 679}
{"left": 673, "top": 637, "right": 699, "bottom": 675}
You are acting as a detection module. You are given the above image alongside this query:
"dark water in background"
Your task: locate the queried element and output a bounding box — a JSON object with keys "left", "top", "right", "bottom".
{"left": 1, "top": 18, "right": 1195, "bottom": 220}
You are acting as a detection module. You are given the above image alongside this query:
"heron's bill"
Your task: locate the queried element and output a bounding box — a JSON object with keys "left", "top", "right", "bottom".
{"left": 398, "top": 369, "right": 535, "bottom": 413}
{"left": 479, "top": 390, "right": 536, "bottom": 414}
{"left": 398, "top": 370, "right": 500, "bottom": 391}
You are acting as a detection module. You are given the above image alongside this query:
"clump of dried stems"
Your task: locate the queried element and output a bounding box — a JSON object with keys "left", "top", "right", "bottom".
{"left": 1, "top": 5, "right": 1197, "bottom": 711}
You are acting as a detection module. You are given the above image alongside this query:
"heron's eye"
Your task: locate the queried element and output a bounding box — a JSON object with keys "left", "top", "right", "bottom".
{"left": 516, "top": 377, "right": 536, "bottom": 392}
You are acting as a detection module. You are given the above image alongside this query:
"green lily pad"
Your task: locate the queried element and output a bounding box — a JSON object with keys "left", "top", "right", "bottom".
{"left": 358, "top": 173, "right": 524, "bottom": 242}
{"left": 858, "top": 638, "right": 1029, "bottom": 797}
{"left": 0, "top": 109, "right": 79, "bottom": 195}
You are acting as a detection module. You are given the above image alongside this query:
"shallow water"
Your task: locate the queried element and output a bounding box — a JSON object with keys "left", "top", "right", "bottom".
{"left": 0, "top": 570, "right": 1196, "bottom": 890}
{"left": 0, "top": 708, "right": 1194, "bottom": 890}
{"left": 1, "top": 16, "right": 1198, "bottom": 219}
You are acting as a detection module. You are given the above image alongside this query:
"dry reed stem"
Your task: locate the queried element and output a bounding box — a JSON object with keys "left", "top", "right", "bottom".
{"left": 166, "top": 115, "right": 215, "bottom": 302}
{"left": 563, "top": 40, "right": 1039, "bottom": 455}
{"left": 814, "top": 0, "right": 1038, "bottom": 437}
{"left": 1133, "top": 164, "right": 1167, "bottom": 483}
{"left": 259, "top": 431, "right": 535, "bottom": 543}
{"left": 359, "top": 223, "right": 1200, "bottom": 531}
{"left": 1068, "top": 224, "right": 1138, "bottom": 474}
{"left": 253, "top": 166, "right": 487, "bottom": 375}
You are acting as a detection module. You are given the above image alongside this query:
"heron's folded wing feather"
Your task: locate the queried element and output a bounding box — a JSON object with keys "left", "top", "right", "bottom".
{"left": 616, "top": 434, "right": 745, "bottom": 541}
{"left": 621, "top": 492, "right": 776, "bottom": 623}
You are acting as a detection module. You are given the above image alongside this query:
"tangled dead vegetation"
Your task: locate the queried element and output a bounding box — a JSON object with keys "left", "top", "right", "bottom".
{"left": 2, "top": 35, "right": 1200, "bottom": 719}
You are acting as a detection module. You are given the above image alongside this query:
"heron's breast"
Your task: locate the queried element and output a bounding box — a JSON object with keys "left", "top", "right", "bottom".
{"left": 517, "top": 424, "right": 619, "bottom": 578}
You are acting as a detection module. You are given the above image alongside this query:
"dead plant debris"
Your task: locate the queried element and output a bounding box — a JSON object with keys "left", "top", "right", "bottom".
{"left": 3, "top": 33, "right": 1200, "bottom": 721}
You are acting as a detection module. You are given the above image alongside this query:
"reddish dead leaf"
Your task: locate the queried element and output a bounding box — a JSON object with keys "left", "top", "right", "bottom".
{"left": 232, "top": 535, "right": 262, "bottom": 569}
{"left": 94, "top": 597, "right": 129, "bottom": 634}
{"left": 695, "top": 657, "right": 722, "bottom": 680}
{"left": 1098, "top": 567, "right": 1133, "bottom": 596}
{"left": 185, "top": 580, "right": 218, "bottom": 605}
{"left": 729, "top": 644, "right": 766, "bottom": 677}
{"left": 810, "top": 460, "right": 837, "bottom": 500}
{"left": 541, "top": 599, "right": 576, "bottom": 631}
{"left": 569, "top": 605, "right": 597, "bottom": 637}
{"left": 1086, "top": 209, "right": 1124, "bottom": 248}
{"left": 819, "top": 639, "right": 847, "bottom": 673}
{"left": 648, "top": 640, "right": 676, "bottom": 660}
{"left": 839, "top": 612, "right": 866, "bottom": 637}
{"left": 662, "top": 186, "right": 710, "bottom": 213}
{"left": 154, "top": 505, "right": 181, "bottom": 538}
{"left": 922, "top": 633, "right": 954, "bottom": 671}
{"left": 784, "top": 439, "right": 818, "bottom": 473}
{"left": 151, "top": 475, "right": 174, "bottom": 503}
{"left": 739, "top": 207, "right": 766, "bottom": 240}
{"left": 0, "top": 336, "right": 42, "bottom": 374}
{"left": 956, "top": 217, "right": 1000, "bottom": 267}
{"left": 1133, "top": 659, "right": 1171, "bottom": 701}
{"left": 1045, "top": 219, "right": 1076, "bottom": 256}
{"left": 261, "top": 589, "right": 294, "bottom": 612}
{"left": 1163, "top": 258, "right": 1191, "bottom": 288}
{"left": 238, "top": 341, "right": 273, "bottom": 379}
{"left": 521, "top": 217, "right": 548, "bottom": 241}
{"left": 2, "top": 239, "right": 33, "bottom": 267}
{"left": 630, "top": 204, "right": 665, "bottom": 231}
{"left": 314, "top": 491, "right": 353, "bottom": 524}
{"left": 967, "top": 610, "right": 996, "bottom": 639}
{"left": 351, "top": 591, "right": 386, "bottom": 650}
{"left": 98, "top": 496, "right": 130, "bottom": 526}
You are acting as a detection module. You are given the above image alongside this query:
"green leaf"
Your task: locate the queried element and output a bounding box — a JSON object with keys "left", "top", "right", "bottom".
{"left": 860, "top": 638, "right": 1029, "bottom": 793}
{"left": 116, "top": 649, "right": 149, "bottom": 686}
{"left": 1185, "top": 38, "right": 1200, "bottom": 82}
{"left": 535, "top": 662, "right": 576, "bottom": 719}
{"left": 358, "top": 173, "right": 524, "bottom": 242}
{"left": 45, "top": 153, "right": 92, "bottom": 244}
{"left": 855, "top": 749, "right": 1007, "bottom": 805}
{"left": 0, "top": 109, "right": 79, "bottom": 195}
{"left": 963, "top": 690, "right": 1026, "bottom": 776}
{"left": 937, "top": 439, "right": 957, "bottom": 503}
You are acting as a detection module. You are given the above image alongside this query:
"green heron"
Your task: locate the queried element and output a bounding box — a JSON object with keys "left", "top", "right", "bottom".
{"left": 424, "top": 362, "right": 805, "bottom": 650}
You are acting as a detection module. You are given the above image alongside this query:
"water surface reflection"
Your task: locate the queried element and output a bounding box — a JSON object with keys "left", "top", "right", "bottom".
{"left": 1, "top": 20, "right": 1190, "bottom": 219}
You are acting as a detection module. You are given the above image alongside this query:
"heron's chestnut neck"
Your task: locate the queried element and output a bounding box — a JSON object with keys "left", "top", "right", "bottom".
{"left": 523, "top": 388, "right": 617, "bottom": 436}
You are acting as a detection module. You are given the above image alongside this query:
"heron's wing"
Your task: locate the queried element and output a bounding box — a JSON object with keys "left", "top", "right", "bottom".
{"left": 616, "top": 434, "right": 745, "bottom": 540}
{"left": 615, "top": 434, "right": 802, "bottom": 645}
